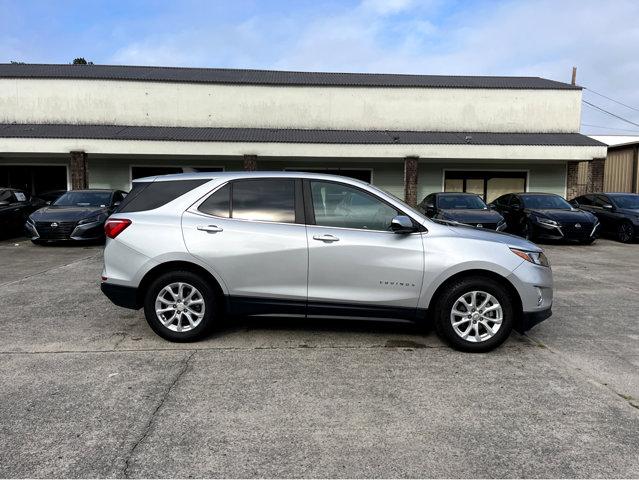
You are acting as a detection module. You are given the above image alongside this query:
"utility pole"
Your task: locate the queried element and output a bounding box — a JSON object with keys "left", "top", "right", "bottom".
{"left": 571, "top": 66, "right": 577, "bottom": 86}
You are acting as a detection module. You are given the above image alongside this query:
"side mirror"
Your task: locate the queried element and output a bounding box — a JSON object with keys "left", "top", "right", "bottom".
{"left": 602, "top": 203, "right": 614, "bottom": 210}
{"left": 570, "top": 200, "right": 579, "bottom": 207}
{"left": 0, "top": 200, "right": 9, "bottom": 206}
{"left": 391, "top": 215, "right": 416, "bottom": 234}
{"left": 113, "top": 201, "right": 121, "bottom": 207}
{"left": 45, "top": 201, "right": 52, "bottom": 205}
{"left": 487, "top": 203, "right": 496, "bottom": 209}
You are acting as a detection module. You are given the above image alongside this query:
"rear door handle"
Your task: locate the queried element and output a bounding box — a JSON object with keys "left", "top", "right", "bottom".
{"left": 197, "top": 224, "right": 223, "bottom": 233}
{"left": 312, "top": 234, "right": 339, "bottom": 242}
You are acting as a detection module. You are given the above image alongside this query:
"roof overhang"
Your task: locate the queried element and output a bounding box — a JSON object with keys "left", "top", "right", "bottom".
{"left": 0, "top": 124, "right": 607, "bottom": 160}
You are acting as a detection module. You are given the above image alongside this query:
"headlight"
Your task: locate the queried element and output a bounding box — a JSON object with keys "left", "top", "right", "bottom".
{"left": 510, "top": 248, "right": 550, "bottom": 267}
{"left": 78, "top": 215, "right": 102, "bottom": 225}
{"left": 534, "top": 216, "right": 559, "bottom": 227}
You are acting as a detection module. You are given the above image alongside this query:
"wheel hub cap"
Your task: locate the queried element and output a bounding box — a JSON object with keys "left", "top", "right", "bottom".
{"left": 155, "top": 282, "right": 205, "bottom": 333}
{"left": 450, "top": 290, "right": 503, "bottom": 343}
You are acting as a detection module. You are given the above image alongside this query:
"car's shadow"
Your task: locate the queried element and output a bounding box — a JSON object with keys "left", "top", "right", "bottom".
{"left": 210, "top": 314, "right": 433, "bottom": 343}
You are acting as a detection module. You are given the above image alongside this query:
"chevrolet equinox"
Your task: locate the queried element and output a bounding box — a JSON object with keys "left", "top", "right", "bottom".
{"left": 101, "top": 172, "right": 553, "bottom": 352}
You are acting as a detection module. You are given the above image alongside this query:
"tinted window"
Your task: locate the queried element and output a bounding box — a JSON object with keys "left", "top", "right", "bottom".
{"left": 198, "top": 184, "right": 230, "bottom": 217}
{"left": 611, "top": 194, "right": 639, "bottom": 209}
{"left": 118, "top": 179, "right": 208, "bottom": 213}
{"left": 54, "top": 191, "right": 113, "bottom": 207}
{"left": 494, "top": 194, "right": 511, "bottom": 206}
{"left": 509, "top": 195, "right": 521, "bottom": 208}
{"left": 0, "top": 190, "right": 14, "bottom": 202}
{"left": 311, "top": 181, "right": 399, "bottom": 231}
{"left": 437, "top": 194, "right": 487, "bottom": 210}
{"left": 520, "top": 194, "right": 571, "bottom": 209}
{"left": 593, "top": 194, "right": 611, "bottom": 207}
{"left": 232, "top": 179, "right": 295, "bottom": 223}
{"left": 575, "top": 195, "right": 592, "bottom": 206}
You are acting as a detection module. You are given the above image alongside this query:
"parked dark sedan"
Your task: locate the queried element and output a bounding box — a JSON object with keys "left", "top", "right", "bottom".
{"left": 0, "top": 188, "right": 45, "bottom": 237}
{"left": 418, "top": 192, "right": 506, "bottom": 231}
{"left": 491, "top": 192, "right": 599, "bottom": 244}
{"left": 25, "top": 189, "right": 127, "bottom": 243}
{"left": 571, "top": 193, "right": 639, "bottom": 243}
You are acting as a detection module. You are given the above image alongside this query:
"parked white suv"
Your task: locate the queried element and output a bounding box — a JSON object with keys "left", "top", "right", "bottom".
{"left": 101, "top": 172, "right": 552, "bottom": 352}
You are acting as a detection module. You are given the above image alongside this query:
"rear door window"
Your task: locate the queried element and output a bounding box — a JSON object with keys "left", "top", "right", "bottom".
{"left": 231, "top": 179, "right": 295, "bottom": 223}
{"left": 198, "top": 184, "right": 230, "bottom": 218}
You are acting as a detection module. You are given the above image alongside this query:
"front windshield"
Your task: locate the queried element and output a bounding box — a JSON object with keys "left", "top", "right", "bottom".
{"left": 53, "top": 191, "right": 112, "bottom": 207}
{"left": 521, "top": 195, "right": 572, "bottom": 210}
{"left": 437, "top": 194, "right": 487, "bottom": 210}
{"left": 612, "top": 194, "right": 639, "bottom": 209}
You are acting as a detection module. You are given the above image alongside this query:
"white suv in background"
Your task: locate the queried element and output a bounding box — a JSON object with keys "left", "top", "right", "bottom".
{"left": 101, "top": 172, "right": 552, "bottom": 352}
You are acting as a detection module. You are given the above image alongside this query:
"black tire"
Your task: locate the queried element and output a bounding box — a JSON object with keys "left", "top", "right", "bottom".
{"left": 143, "top": 270, "right": 218, "bottom": 342}
{"left": 616, "top": 221, "right": 635, "bottom": 243}
{"left": 433, "top": 276, "right": 514, "bottom": 353}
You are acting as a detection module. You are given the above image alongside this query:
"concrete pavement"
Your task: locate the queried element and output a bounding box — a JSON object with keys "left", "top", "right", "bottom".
{"left": 0, "top": 237, "right": 637, "bottom": 478}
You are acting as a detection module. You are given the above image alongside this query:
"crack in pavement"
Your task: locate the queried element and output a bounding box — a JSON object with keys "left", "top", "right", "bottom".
{"left": 121, "top": 350, "right": 196, "bottom": 478}
{"left": 523, "top": 332, "right": 639, "bottom": 414}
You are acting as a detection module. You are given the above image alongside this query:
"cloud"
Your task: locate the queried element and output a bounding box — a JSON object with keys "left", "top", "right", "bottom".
{"left": 3, "top": 0, "right": 639, "bottom": 133}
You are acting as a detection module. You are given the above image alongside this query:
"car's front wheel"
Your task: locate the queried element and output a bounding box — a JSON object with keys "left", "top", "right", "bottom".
{"left": 616, "top": 221, "right": 635, "bottom": 243}
{"left": 434, "top": 276, "right": 514, "bottom": 352}
{"left": 143, "top": 271, "right": 218, "bottom": 342}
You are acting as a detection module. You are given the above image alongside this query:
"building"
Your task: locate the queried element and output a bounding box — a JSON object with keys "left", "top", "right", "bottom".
{"left": 589, "top": 136, "right": 639, "bottom": 194}
{"left": 0, "top": 63, "right": 607, "bottom": 205}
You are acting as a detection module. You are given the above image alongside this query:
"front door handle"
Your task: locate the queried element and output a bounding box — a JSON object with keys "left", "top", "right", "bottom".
{"left": 197, "top": 225, "right": 223, "bottom": 233}
{"left": 313, "top": 234, "right": 339, "bottom": 242}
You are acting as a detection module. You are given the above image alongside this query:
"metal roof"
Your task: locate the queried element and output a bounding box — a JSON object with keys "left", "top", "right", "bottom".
{"left": 0, "top": 124, "right": 605, "bottom": 146}
{"left": 0, "top": 64, "right": 580, "bottom": 90}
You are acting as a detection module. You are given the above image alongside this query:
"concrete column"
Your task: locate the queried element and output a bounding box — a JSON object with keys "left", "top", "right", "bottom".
{"left": 403, "top": 156, "right": 419, "bottom": 206}
{"left": 243, "top": 154, "right": 257, "bottom": 171}
{"left": 70, "top": 151, "right": 88, "bottom": 189}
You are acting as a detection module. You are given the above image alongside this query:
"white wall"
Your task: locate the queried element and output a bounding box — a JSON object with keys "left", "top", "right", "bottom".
{"left": 0, "top": 79, "right": 582, "bottom": 133}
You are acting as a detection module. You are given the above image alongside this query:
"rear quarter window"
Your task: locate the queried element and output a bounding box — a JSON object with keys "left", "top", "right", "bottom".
{"left": 117, "top": 179, "right": 209, "bottom": 213}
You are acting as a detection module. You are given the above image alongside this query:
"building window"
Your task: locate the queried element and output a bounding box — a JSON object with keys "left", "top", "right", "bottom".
{"left": 444, "top": 171, "right": 527, "bottom": 203}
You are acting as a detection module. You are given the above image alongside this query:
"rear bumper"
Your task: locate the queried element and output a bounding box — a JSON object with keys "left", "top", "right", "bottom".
{"left": 101, "top": 282, "right": 140, "bottom": 309}
{"left": 516, "top": 307, "right": 552, "bottom": 333}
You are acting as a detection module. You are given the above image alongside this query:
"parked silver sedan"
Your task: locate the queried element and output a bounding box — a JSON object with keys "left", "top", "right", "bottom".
{"left": 100, "top": 172, "right": 552, "bottom": 352}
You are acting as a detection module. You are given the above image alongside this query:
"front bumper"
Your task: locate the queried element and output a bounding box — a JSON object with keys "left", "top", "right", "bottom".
{"left": 533, "top": 221, "right": 599, "bottom": 241}
{"left": 101, "top": 282, "right": 140, "bottom": 309}
{"left": 516, "top": 307, "right": 552, "bottom": 333}
{"left": 27, "top": 220, "right": 105, "bottom": 241}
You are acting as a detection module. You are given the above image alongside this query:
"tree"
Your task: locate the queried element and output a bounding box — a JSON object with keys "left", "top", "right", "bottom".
{"left": 72, "top": 57, "right": 94, "bottom": 65}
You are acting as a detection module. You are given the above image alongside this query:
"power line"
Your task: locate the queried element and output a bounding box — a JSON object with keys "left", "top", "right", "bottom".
{"left": 583, "top": 87, "right": 639, "bottom": 113}
{"left": 582, "top": 100, "right": 639, "bottom": 128}
{"left": 580, "top": 123, "right": 639, "bottom": 134}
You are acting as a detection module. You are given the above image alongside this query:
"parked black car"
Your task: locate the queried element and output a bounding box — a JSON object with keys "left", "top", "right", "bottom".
{"left": 491, "top": 192, "right": 599, "bottom": 244}
{"left": 0, "top": 188, "right": 45, "bottom": 237}
{"left": 25, "top": 189, "right": 127, "bottom": 243}
{"left": 418, "top": 192, "right": 506, "bottom": 231}
{"left": 570, "top": 193, "right": 639, "bottom": 243}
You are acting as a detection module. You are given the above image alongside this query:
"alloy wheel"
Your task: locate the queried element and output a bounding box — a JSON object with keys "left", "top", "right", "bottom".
{"left": 154, "top": 282, "right": 206, "bottom": 332}
{"left": 450, "top": 291, "right": 503, "bottom": 343}
{"left": 618, "top": 222, "right": 634, "bottom": 243}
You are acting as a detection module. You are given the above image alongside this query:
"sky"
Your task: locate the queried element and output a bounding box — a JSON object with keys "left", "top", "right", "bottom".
{"left": 1, "top": 0, "right": 639, "bottom": 135}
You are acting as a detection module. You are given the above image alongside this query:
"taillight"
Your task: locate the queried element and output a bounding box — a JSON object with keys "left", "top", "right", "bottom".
{"left": 104, "top": 218, "right": 132, "bottom": 239}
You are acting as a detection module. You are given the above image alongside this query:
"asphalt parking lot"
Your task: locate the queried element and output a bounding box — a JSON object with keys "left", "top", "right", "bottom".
{"left": 0, "top": 237, "right": 638, "bottom": 478}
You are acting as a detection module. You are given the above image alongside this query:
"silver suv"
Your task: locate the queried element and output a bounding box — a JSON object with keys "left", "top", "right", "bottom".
{"left": 101, "top": 172, "right": 552, "bottom": 352}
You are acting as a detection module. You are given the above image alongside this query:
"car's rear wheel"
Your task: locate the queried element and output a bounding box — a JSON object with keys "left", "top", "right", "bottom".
{"left": 434, "top": 276, "right": 514, "bottom": 352}
{"left": 616, "top": 221, "right": 634, "bottom": 243}
{"left": 143, "top": 271, "right": 217, "bottom": 342}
